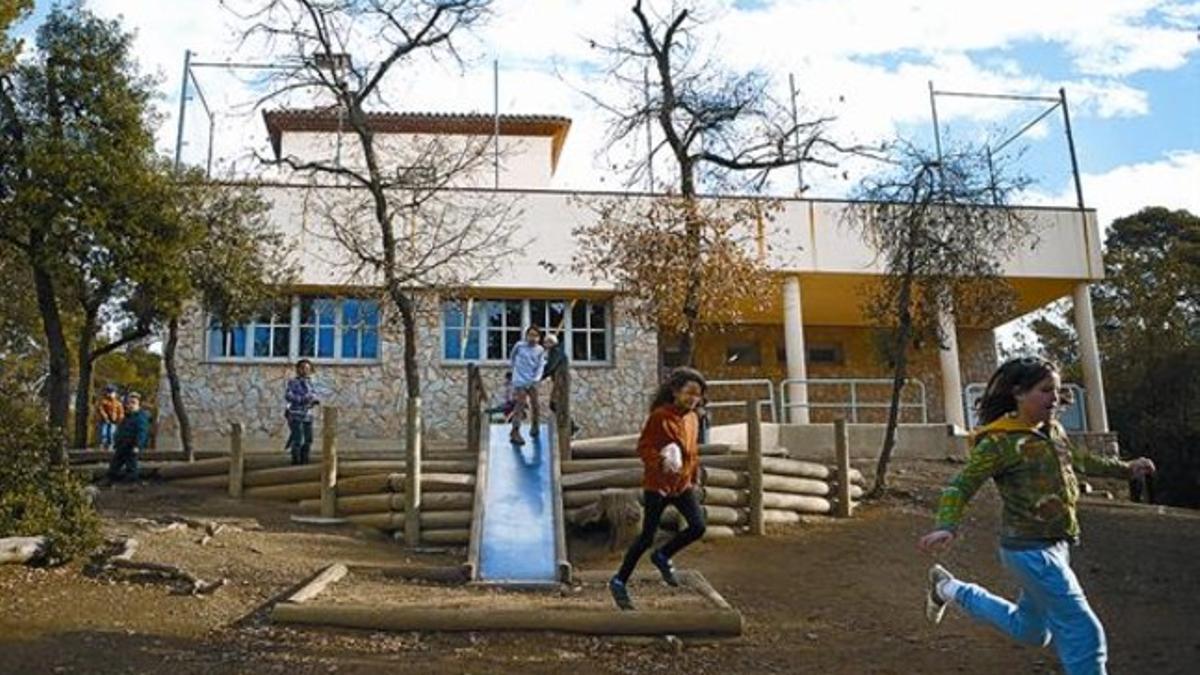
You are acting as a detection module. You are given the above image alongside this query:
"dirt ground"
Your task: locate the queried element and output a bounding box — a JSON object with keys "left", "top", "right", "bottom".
{"left": 2, "top": 459, "right": 1198, "bottom": 674}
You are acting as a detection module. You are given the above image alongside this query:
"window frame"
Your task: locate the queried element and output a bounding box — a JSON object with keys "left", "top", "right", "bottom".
{"left": 205, "top": 294, "right": 383, "bottom": 365}
{"left": 440, "top": 297, "right": 613, "bottom": 367}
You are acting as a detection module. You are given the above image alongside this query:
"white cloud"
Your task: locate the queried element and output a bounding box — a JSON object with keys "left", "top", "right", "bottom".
{"left": 1029, "top": 150, "right": 1200, "bottom": 229}
{"left": 72, "top": 0, "right": 1197, "bottom": 197}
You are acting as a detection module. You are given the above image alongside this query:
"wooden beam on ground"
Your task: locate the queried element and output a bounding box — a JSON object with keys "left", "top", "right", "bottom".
{"left": 746, "top": 401, "right": 765, "bottom": 536}
{"left": 270, "top": 603, "right": 743, "bottom": 636}
{"left": 228, "top": 422, "right": 245, "bottom": 499}
{"left": 679, "top": 569, "right": 734, "bottom": 610}
{"left": 320, "top": 407, "right": 338, "bottom": 518}
{"left": 287, "top": 563, "right": 348, "bottom": 604}
{"left": 835, "top": 419, "right": 853, "bottom": 518}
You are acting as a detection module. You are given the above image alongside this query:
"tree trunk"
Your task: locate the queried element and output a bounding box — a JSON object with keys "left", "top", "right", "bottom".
{"left": 165, "top": 317, "right": 194, "bottom": 461}
{"left": 73, "top": 316, "right": 97, "bottom": 449}
{"left": 870, "top": 284, "right": 914, "bottom": 498}
{"left": 31, "top": 262, "right": 70, "bottom": 460}
{"left": 679, "top": 172, "right": 702, "bottom": 368}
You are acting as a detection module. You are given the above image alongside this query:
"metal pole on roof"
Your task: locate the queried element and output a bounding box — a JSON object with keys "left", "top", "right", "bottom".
{"left": 494, "top": 59, "right": 500, "bottom": 189}
{"left": 173, "top": 49, "right": 192, "bottom": 173}
{"left": 644, "top": 65, "right": 654, "bottom": 192}
{"left": 789, "top": 73, "right": 803, "bottom": 193}
{"left": 1059, "top": 87, "right": 1085, "bottom": 210}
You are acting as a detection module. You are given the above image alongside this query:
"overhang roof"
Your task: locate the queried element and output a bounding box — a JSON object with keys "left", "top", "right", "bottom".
{"left": 262, "top": 108, "right": 572, "bottom": 173}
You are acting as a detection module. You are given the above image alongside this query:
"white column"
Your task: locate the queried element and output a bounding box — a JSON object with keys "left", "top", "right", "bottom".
{"left": 938, "top": 305, "right": 966, "bottom": 430}
{"left": 782, "top": 276, "right": 809, "bottom": 423}
{"left": 1072, "top": 282, "right": 1109, "bottom": 432}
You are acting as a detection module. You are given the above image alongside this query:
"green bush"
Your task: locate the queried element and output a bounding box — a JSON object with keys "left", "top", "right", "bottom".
{"left": 0, "top": 399, "right": 101, "bottom": 563}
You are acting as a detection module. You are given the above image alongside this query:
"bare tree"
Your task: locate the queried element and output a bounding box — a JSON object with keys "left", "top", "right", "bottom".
{"left": 845, "top": 142, "right": 1037, "bottom": 496}
{"left": 581, "top": 0, "right": 876, "bottom": 365}
{"left": 228, "top": 0, "right": 518, "bottom": 545}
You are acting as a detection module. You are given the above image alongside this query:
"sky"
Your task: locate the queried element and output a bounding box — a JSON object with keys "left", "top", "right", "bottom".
{"left": 11, "top": 0, "right": 1199, "bottom": 227}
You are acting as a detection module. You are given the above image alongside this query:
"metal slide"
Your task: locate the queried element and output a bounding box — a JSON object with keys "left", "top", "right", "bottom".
{"left": 466, "top": 421, "right": 571, "bottom": 585}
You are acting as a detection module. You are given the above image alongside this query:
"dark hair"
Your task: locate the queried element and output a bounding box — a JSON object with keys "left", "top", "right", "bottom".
{"left": 975, "top": 356, "right": 1058, "bottom": 425}
{"left": 650, "top": 367, "right": 707, "bottom": 410}
{"left": 525, "top": 325, "right": 543, "bottom": 338}
{"left": 296, "top": 358, "right": 313, "bottom": 370}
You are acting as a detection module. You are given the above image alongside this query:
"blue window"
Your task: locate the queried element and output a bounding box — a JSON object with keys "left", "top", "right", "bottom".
{"left": 208, "top": 295, "right": 382, "bottom": 362}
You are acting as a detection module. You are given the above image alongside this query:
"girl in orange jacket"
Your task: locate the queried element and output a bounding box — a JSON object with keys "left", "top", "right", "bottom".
{"left": 609, "top": 367, "right": 708, "bottom": 610}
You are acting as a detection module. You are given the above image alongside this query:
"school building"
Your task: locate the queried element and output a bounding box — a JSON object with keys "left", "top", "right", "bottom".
{"left": 154, "top": 108, "right": 1112, "bottom": 453}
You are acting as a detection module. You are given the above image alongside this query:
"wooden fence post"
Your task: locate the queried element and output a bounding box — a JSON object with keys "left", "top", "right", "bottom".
{"left": 404, "top": 397, "right": 423, "bottom": 546}
{"left": 555, "top": 364, "right": 571, "bottom": 462}
{"left": 745, "top": 400, "right": 765, "bottom": 536}
{"left": 228, "top": 422, "right": 244, "bottom": 498}
{"left": 467, "top": 364, "right": 481, "bottom": 456}
{"left": 321, "top": 407, "right": 339, "bottom": 518}
{"left": 834, "top": 418, "right": 852, "bottom": 518}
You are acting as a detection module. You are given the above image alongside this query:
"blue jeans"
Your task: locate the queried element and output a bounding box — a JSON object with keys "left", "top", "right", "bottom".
{"left": 952, "top": 541, "right": 1107, "bottom": 675}
{"left": 98, "top": 421, "right": 117, "bottom": 449}
{"left": 287, "top": 416, "right": 313, "bottom": 465}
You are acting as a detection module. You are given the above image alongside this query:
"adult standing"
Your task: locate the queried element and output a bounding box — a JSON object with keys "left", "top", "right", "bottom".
{"left": 509, "top": 326, "right": 546, "bottom": 446}
{"left": 284, "top": 359, "right": 320, "bottom": 465}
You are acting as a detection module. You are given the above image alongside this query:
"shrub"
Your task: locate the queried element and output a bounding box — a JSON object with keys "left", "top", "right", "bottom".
{"left": 0, "top": 399, "right": 101, "bottom": 563}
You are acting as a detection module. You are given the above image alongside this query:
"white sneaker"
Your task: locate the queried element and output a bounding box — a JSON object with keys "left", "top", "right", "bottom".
{"left": 925, "top": 564, "right": 953, "bottom": 625}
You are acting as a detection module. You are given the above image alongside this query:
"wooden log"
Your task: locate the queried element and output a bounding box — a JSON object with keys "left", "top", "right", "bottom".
{"left": 661, "top": 506, "right": 746, "bottom": 528}
{"left": 831, "top": 467, "right": 866, "bottom": 484}
{"left": 760, "top": 457, "right": 831, "bottom": 480}
{"left": 746, "top": 400, "right": 765, "bottom": 536}
{"left": 344, "top": 510, "right": 474, "bottom": 531}
{"left": 337, "top": 473, "right": 395, "bottom": 496}
{"left": 467, "top": 363, "right": 481, "bottom": 457}
{"left": 768, "top": 487, "right": 835, "bottom": 509}
{"left": 560, "top": 468, "right": 643, "bottom": 490}
{"left": 563, "top": 487, "right": 640, "bottom": 508}
{"left": 243, "top": 482, "right": 321, "bottom": 501}
{"left": 568, "top": 443, "right": 732, "bottom": 460}
{"left": 421, "top": 529, "right": 469, "bottom": 545}
{"left": 0, "top": 536, "right": 46, "bottom": 565}
{"left": 763, "top": 509, "right": 803, "bottom": 524}
{"left": 271, "top": 603, "right": 743, "bottom": 636}
{"left": 698, "top": 486, "right": 748, "bottom": 507}
{"left": 420, "top": 510, "right": 473, "bottom": 529}
{"left": 601, "top": 488, "right": 642, "bottom": 552}
{"left": 341, "top": 459, "right": 477, "bottom": 476}
{"left": 763, "top": 493, "right": 832, "bottom": 514}
{"left": 321, "top": 407, "right": 339, "bottom": 518}
{"left": 242, "top": 464, "right": 322, "bottom": 488}
{"left": 562, "top": 458, "right": 642, "bottom": 474}
{"left": 389, "top": 472, "right": 475, "bottom": 492}
{"left": 299, "top": 491, "right": 474, "bottom": 515}
{"left": 172, "top": 474, "right": 229, "bottom": 488}
{"left": 761, "top": 475, "right": 831, "bottom": 496}
{"left": 678, "top": 569, "right": 733, "bottom": 610}
{"left": 835, "top": 419, "right": 852, "bottom": 518}
{"left": 701, "top": 466, "right": 746, "bottom": 489}
{"left": 288, "top": 563, "right": 348, "bottom": 604}
{"left": 229, "top": 422, "right": 245, "bottom": 499}
{"left": 157, "top": 457, "right": 230, "bottom": 480}
{"left": 701, "top": 525, "right": 738, "bottom": 540}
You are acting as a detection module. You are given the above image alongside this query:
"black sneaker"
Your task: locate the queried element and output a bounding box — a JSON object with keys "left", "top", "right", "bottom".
{"left": 608, "top": 576, "right": 634, "bottom": 610}
{"left": 650, "top": 550, "right": 680, "bottom": 587}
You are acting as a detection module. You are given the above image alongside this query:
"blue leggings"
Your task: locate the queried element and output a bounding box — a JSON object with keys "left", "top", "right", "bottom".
{"left": 953, "top": 541, "right": 1107, "bottom": 675}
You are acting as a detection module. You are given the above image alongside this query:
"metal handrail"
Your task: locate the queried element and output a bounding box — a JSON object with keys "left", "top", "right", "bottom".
{"left": 705, "top": 378, "right": 778, "bottom": 422}
{"left": 778, "top": 377, "right": 928, "bottom": 423}
{"left": 964, "top": 382, "right": 1088, "bottom": 431}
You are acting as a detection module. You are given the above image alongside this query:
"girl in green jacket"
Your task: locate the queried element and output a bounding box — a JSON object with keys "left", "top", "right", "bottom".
{"left": 918, "top": 357, "right": 1155, "bottom": 675}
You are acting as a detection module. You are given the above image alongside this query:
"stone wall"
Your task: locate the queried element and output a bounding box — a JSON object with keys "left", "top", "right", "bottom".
{"left": 155, "top": 298, "right": 659, "bottom": 450}
{"left": 692, "top": 323, "right": 998, "bottom": 425}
